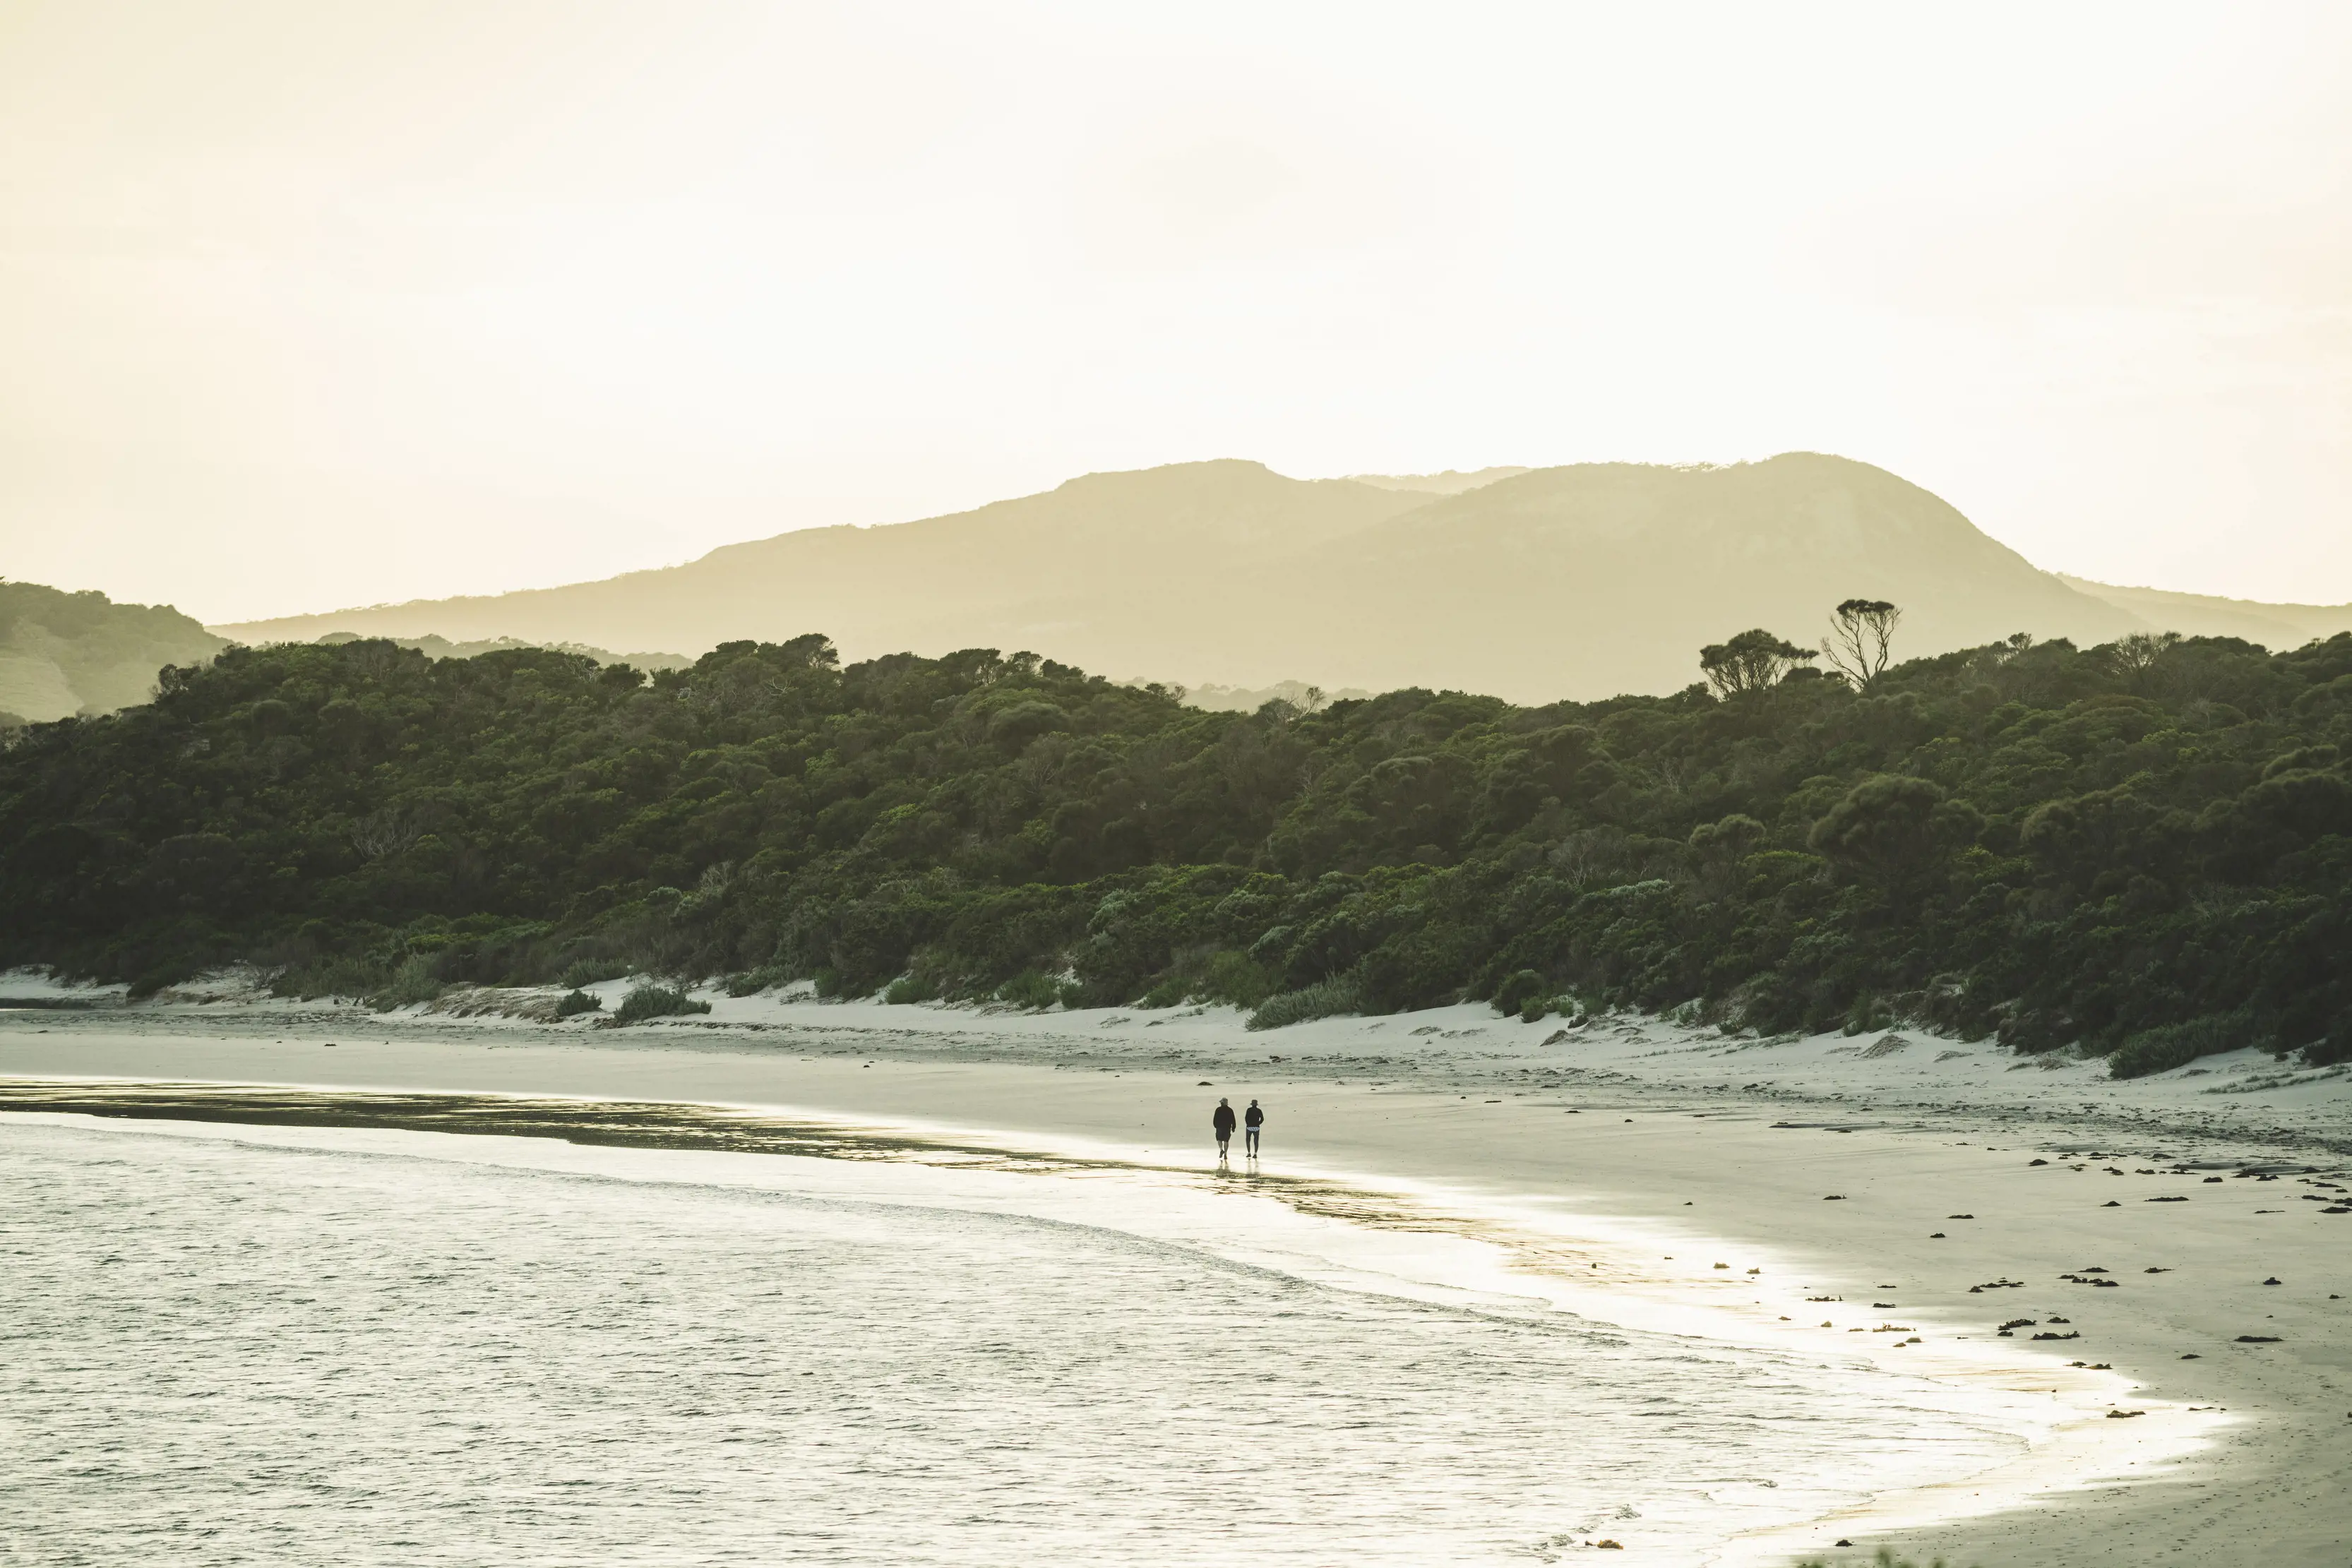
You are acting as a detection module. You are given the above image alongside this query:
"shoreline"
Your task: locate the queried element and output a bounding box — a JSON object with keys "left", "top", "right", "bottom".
{"left": 4, "top": 987, "right": 2348, "bottom": 1565}
{"left": 3, "top": 1091, "right": 2065, "bottom": 1565}
{"left": 0, "top": 1084, "right": 2197, "bottom": 1567}
{"left": 11, "top": 966, "right": 2346, "bottom": 1156}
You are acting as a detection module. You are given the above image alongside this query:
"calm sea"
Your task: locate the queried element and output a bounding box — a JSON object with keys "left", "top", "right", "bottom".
{"left": 1, "top": 1102, "right": 2028, "bottom": 1564}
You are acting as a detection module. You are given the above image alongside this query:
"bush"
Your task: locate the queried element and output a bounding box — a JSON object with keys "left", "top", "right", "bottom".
{"left": 127, "top": 963, "right": 200, "bottom": 1001}
{"left": 273, "top": 952, "right": 392, "bottom": 1001}
{"left": 884, "top": 974, "right": 939, "bottom": 1005}
{"left": 556, "top": 988, "right": 604, "bottom": 1017}
{"left": 371, "top": 954, "right": 444, "bottom": 1010}
{"left": 724, "top": 964, "right": 790, "bottom": 997}
{"left": 1248, "top": 975, "right": 1366, "bottom": 1031}
{"left": 1492, "top": 968, "right": 1546, "bottom": 1017}
{"left": 559, "top": 957, "right": 633, "bottom": 989}
{"left": 1136, "top": 976, "right": 1188, "bottom": 1007}
{"left": 1807, "top": 773, "right": 1957, "bottom": 882}
{"left": 1196, "top": 950, "right": 1277, "bottom": 1009}
{"left": 2109, "top": 1011, "right": 2260, "bottom": 1079}
{"left": 614, "top": 984, "right": 712, "bottom": 1025}
{"left": 994, "top": 970, "right": 1063, "bottom": 1010}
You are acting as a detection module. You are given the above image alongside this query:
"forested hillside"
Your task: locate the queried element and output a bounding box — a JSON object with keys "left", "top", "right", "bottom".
{"left": 0, "top": 581, "right": 226, "bottom": 724}
{"left": 4, "top": 620, "right": 2348, "bottom": 1072}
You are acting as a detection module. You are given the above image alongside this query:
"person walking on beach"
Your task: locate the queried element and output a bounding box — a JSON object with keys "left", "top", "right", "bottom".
{"left": 1243, "top": 1099, "right": 1265, "bottom": 1161}
{"left": 1212, "top": 1097, "right": 1237, "bottom": 1163}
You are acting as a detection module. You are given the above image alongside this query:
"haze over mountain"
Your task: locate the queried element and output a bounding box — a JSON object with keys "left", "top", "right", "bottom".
{"left": 220, "top": 453, "right": 2178, "bottom": 701}
{"left": 2053, "top": 576, "right": 2352, "bottom": 650}
{"left": 1345, "top": 467, "right": 1534, "bottom": 496}
{"left": 0, "top": 582, "right": 225, "bottom": 724}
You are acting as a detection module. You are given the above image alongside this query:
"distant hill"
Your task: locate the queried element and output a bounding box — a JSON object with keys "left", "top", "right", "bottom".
{"left": 216, "top": 459, "right": 1435, "bottom": 684}
{"left": 0, "top": 582, "right": 225, "bottom": 724}
{"left": 1286, "top": 456, "right": 2145, "bottom": 697}
{"left": 1347, "top": 466, "right": 1532, "bottom": 496}
{"left": 2057, "top": 576, "right": 2352, "bottom": 648}
{"left": 220, "top": 454, "right": 2163, "bottom": 701}
{"left": 314, "top": 631, "right": 694, "bottom": 672}
{"left": 1164, "top": 680, "right": 1374, "bottom": 713}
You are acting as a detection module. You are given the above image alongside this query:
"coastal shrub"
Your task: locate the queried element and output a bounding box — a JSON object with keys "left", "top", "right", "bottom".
{"left": 126, "top": 962, "right": 200, "bottom": 1000}
{"left": 555, "top": 988, "right": 603, "bottom": 1017}
{"left": 559, "top": 957, "right": 632, "bottom": 989}
{"left": 994, "top": 969, "right": 1062, "bottom": 1010}
{"left": 274, "top": 953, "right": 392, "bottom": 1001}
{"left": 613, "top": 984, "right": 712, "bottom": 1025}
{"left": 2108, "top": 1011, "right": 2260, "bottom": 1079}
{"left": 371, "top": 955, "right": 444, "bottom": 1010}
{"left": 1492, "top": 968, "right": 1546, "bottom": 1017}
{"left": 1842, "top": 994, "right": 1898, "bottom": 1036}
{"left": 1195, "top": 950, "right": 1277, "bottom": 1009}
{"left": 883, "top": 974, "right": 939, "bottom": 1005}
{"left": 724, "top": 964, "right": 790, "bottom": 997}
{"left": 1114, "top": 940, "right": 1270, "bottom": 1010}
{"left": 1248, "top": 975, "right": 1366, "bottom": 1031}
{"left": 1137, "top": 976, "right": 1189, "bottom": 1008}
{"left": 810, "top": 967, "right": 846, "bottom": 999}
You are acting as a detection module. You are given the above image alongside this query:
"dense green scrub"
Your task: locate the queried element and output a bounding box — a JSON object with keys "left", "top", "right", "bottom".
{"left": 2, "top": 626, "right": 2348, "bottom": 1070}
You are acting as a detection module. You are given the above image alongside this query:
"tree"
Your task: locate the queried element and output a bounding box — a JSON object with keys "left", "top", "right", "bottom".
{"left": 1822, "top": 599, "right": 1902, "bottom": 690}
{"left": 351, "top": 804, "right": 424, "bottom": 859}
{"left": 2106, "top": 630, "right": 2181, "bottom": 689}
{"left": 1807, "top": 773, "right": 1975, "bottom": 882}
{"left": 1698, "top": 629, "right": 1817, "bottom": 698}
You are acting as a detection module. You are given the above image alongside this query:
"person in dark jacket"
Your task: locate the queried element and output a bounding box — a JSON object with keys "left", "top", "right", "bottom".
{"left": 1212, "top": 1098, "right": 1237, "bottom": 1163}
{"left": 1243, "top": 1099, "right": 1265, "bottom": 1159}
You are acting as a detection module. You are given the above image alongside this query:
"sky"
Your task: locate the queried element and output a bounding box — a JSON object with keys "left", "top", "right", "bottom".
{"left": 2, "top": 1, "right": 2348, "bottom": 624}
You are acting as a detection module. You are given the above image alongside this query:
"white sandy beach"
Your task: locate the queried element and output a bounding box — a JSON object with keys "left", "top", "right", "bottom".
{"left": 2, "top": 974, "right": 2346, "bottom": 1567}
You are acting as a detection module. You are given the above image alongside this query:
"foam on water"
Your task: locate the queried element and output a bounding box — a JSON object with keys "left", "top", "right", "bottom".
{"left": 3, "top": 1106, "right": 2045, "bottom": 1564}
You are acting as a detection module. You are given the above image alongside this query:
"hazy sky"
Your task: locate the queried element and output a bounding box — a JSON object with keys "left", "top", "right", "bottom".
{"left": 4, "top": 1, "right": 2349, "bottom": 623}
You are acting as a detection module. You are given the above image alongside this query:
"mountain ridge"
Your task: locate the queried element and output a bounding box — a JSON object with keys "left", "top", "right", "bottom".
{"left": 205, "top": 453, "right": 2208, "bottom": 700}
{"left": 2055, "top": 575, "right": 2352, "bottom": 648}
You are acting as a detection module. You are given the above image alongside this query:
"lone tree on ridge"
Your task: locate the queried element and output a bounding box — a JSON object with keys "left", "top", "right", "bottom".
{"left": 1822, "top": 599, "right": 1902, "bottom": 689}
{"left": 1698, "top": 629, "right": 1818, "bottom": 698}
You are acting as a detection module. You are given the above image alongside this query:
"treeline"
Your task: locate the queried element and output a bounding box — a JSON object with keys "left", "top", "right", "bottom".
{"left": 1, "top": 622, "right": 2348, "bottom": 1073}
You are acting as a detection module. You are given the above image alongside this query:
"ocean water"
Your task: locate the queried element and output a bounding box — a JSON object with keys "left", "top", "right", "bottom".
{"left": 1, "top": 1102, "right": 2031, "bottom": 1565}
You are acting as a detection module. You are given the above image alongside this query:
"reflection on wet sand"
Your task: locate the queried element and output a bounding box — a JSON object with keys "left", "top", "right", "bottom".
{"left": 0, "top": 1078, "right": 1457, "bottom": 1234}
